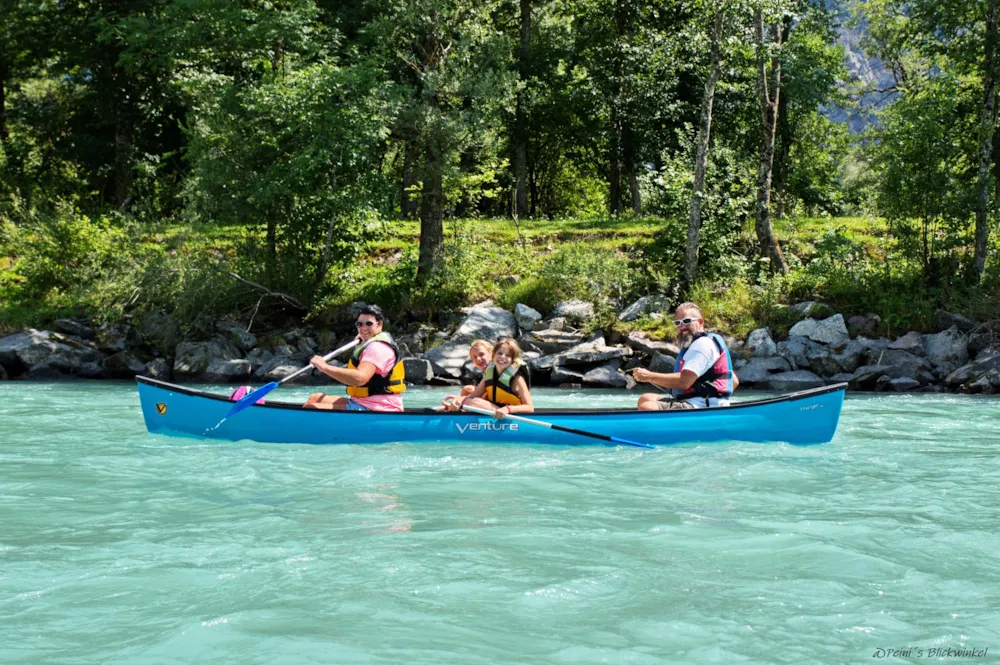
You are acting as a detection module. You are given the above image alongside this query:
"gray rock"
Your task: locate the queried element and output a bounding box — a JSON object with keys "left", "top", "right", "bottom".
{"left": 0, "top": 329, "right": 105, "bottom": 379}
{"left": 531, "top": 341, "right": 632, "bottom": 371}
{"left": 245, "top": 348, "right": 274, "bottom": 373}
{"left": 395, "top": 326, "right": 436, "bottom": 354}
{"left": 102, "top": 351, "right": 148, "bottom": 378}
{"left": 888, "top": 330, "right": 925, "bottom": 356}
{"left": 540, "top": 316, "right": 568, "bottom": 331}
{"left": 423, "top": 341, "right": 473, "bottom": 378}
{"left": 935, "top": 309, "right": 975, "bottom": 333}
{"left": 137, "top": 311, "right": 179, "bottom": 349}
{"left": 849, "top": 365, "right": 894, "bottom": 390}
{"left": 777, "top": 335, "right": 821, "bottom": 370}
{"left": 648, "top": 351, "right": 676, "bottom": 373}
{"left": 945, "top": 353, "right": 1000, "bottom": 388}
{"left": 514, "top": 303, "right": 543, "bottom": 331}
{"left": 787, "top": 317, "right": 820, "bottom": 339}
{"left": 827, "top": 373, "right": 854, "bottom": 385}
{"left": 856, "top": 349, "right": 936, "bottom": 385}
{"left": 618, "top": 295, "right": 669, "bottom": 322}
{"left": 806, "top": 339, "right": 863, "bottom": 376}
{"left": 744, "top": 328, "right": 777, "bottom": 357}
{"left": 788, "top": 301, "right": 818, "bottom": 319}
{"left": 766, "top": 370, "right": 826, "bottom": 392}
{"left": 968, "top": 332, "right": 997, "bottom": 358}
{"left": 737, "top": 357, "right": 792, "bottom": 385}
{"left": 811, "top": 314, "right": 850, "bottom": 346}
{"left": 888, "top": 377, "right": 921, "bottom": 392}
{"left": 968, "top": 369, "right": 1000, "bottom": 394}
{"left": 550, "top": 300, "right": 595, "bottom": 323}
{"left": 624, "top": 331, "right": 681, "bottom": 356}
{"left": 53, "top": 319, "right": 95, "bottom": 340}
{"left": 401, "top": 357, "right": 434, "bottom": 384}
{"left": 583, "top": 361, "right": 628, "bottom": 388}
{"left": 172, "top": 337, "right": 243, "bottom": 381}
{"left": 550, "top": 362, "right": 585, "bottom": 384}
{"left": 142, "top": 358, "right": 171, "bottom": 379}
{"left": 855, "top": 336, "right": 891, "bottom": 354}
{"left": 519, "top": 329, "right": 588, "bottom": 355}
{"left": 922, "top": 326, "right": 969, "bottom": 377}
{"left": 847, "top": 313, "right": 880, "bottom": 333}
{"left": 95, "top": 322, "right": 136, "bottom": 354}
{"left": 216, "top": 321, "right": 257, "bottom": 353}
{"left": 199, "top": 359, "right": 251, "bottom": 383}
{"left": 451, "top": 306, "right": 517, "bottom": 344}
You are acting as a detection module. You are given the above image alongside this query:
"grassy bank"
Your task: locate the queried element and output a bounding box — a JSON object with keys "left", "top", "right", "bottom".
{"left": 1, "top": 213, "right": 997, "bottom": 339}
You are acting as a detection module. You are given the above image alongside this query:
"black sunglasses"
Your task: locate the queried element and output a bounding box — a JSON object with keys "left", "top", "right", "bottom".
{"left": 672, "top": 316, "right": 700, "bottom": 326}
{"left": 355, "top": 321, "right": 377, "bottom": 328}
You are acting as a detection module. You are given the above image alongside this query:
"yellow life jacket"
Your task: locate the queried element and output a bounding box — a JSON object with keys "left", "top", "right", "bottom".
{"left": 345, "top": 332, "right": 406, "bottom": 397}
{"left": 483, "top": 361, "right": 529, "bottom": 406}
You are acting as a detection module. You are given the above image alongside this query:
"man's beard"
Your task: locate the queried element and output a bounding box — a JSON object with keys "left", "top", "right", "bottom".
{"left": 678, "top": 329, "right": 694, "bottom": 348}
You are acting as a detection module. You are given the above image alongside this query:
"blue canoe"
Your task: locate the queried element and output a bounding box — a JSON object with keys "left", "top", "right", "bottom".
{"left": 136, "top": 376, "right": 847, "bottom": 447}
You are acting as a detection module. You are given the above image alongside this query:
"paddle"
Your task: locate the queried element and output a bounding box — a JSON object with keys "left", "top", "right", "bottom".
{"left": 459, "top": 404, "right": 654, "bottom": 449}
{"left": 224, "top": 339, "right": 360, "bottom": 418}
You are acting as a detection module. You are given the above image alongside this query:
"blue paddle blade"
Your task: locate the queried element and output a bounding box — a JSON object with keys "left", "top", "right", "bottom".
{"left": 224, "top": 381, "right": 278, "bottom": 418}
{"left": 611, "top": 436, "right": 655, "bottom": 449}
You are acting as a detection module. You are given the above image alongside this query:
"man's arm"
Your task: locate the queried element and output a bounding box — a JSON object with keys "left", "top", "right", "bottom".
{"left": 632, "top": 367, "right": 699, "bottom": 390}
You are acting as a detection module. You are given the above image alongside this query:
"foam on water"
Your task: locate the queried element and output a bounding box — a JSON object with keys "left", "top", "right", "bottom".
{"left": 1, "top": 381, "right": 999, "bottom": 664}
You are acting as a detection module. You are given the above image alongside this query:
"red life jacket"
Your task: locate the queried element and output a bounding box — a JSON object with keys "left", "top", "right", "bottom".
{"left": 672, "top": 332, "right": 734, "bottom": 399}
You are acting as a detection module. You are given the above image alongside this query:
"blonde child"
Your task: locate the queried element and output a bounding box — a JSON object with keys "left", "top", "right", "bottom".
{"left": 444, "top": 338, "right": 533, "bottom": 419}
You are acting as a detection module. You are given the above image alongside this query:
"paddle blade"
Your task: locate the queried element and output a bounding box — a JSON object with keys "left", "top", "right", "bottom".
{"left": 611, "top": 436, "right": 655, "bottom": 449}
{"left": 225, "top": 382, "right": 278, "bottom": 418}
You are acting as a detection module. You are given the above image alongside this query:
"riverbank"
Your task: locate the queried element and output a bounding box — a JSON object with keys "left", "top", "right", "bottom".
{"left": 1, "top": 298, "right": 998, "bottom": 394}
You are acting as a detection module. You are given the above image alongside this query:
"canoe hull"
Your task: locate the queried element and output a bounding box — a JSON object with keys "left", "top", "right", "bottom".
{"left": 136, "top": 377, "right": 846, "bottom": 447}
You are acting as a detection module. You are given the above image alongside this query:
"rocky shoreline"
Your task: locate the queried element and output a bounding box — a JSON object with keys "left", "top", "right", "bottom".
{"left": 1, "top": 298, "right": 999, "bottom": 395}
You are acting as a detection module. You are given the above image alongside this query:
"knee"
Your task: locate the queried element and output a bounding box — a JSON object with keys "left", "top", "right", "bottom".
{"left": 304, "top": 393, "right": 325, "bottom": 405}
{"left": 637, "top": 400, "right": 658, "bottom": 411}
{"left": 460, "top": 385, "right": 475, "bottom": 397}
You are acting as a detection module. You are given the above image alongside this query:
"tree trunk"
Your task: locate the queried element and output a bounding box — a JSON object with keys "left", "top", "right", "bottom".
{"left": 772, "top": 19, "right": 793, "bottom": 219}
{"left": 754, "top": 10, "right": 789, "bottom": 274}
{"left": 609, "top": 107, "right": 622, "bottom": 215}
{"left": 455, "top": 148, "right": 475, "bottom": 217}
{"left": 974, "top": 0, "right": 998, "bottom": 283}
{"left": 685, "top": 12, "right": 724, "bottom": 288}
{"left": 0, "top": 49, "right": 8, "bottom": 143}
{"left": 624, "top": 121, "right": 640, "bottom": 215}
{"left": 417, "top": 139, "right": 444, "bottom": 276}
{"left": 513, "top": 0, "right": 531, "bottom": 218}
{"left": 401, "top": 141, "right": 418, "bottom": 219}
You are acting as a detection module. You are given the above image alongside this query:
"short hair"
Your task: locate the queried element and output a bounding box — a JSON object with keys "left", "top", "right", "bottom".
{"left": 674, "top": 302, "right": 703, "bottom": 318}
{"left": 493, "top": 337, "right": 523, "bottom": 364}
{"left": 358, "top": 304, "right": 384, "bottom": 323}
{"left": 469, "top": 339, "right": 495, "bottom": 357}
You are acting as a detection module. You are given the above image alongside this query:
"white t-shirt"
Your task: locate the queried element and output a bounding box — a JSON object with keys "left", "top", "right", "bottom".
{"left": 676, "top": 336, "right": 730, "bottom": 408}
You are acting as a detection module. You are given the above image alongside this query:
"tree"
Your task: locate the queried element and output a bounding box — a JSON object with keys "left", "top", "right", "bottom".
{"left": 754, "top": 5, "right": 790, "bottom": 274}
{"left": 686, "top": 9, "right": 727, "bottom": 287}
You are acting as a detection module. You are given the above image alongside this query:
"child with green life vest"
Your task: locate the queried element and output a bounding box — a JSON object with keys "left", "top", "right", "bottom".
{"left": 443, "top": 338, "right": 533, "bottom": 419}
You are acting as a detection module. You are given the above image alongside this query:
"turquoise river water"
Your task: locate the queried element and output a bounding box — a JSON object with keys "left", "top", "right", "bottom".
{"left": 1, "top": 382, "right": 999, "bottom": 664}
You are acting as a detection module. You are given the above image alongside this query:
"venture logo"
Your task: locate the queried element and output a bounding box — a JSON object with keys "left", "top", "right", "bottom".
{"left": 455, "top": 421, "right": 520, "bottom": 434}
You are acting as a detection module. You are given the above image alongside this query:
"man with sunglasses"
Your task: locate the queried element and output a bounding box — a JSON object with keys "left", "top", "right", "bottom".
{"left": 633, "top": 302, "right": 738, "bottom": 410}
{"left": 303, "top": 304, "right": 406, "bottom": 411}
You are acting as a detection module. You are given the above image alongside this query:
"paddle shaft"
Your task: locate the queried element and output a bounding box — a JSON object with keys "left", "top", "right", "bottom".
{"left": 280, "top": 339, "right": 360, "bottom": 384}
{"left": 460, "top": 404, "right": 653, "bottom": 449}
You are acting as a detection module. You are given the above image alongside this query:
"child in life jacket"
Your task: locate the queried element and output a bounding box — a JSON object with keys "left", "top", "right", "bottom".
{"left": 444, "top": 338, "right": 533, "bottom": 419}
{"left": 438, "top": 339, "right": 494, "bottom": 410}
